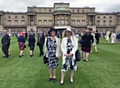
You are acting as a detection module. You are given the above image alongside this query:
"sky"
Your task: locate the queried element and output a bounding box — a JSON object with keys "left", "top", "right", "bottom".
{"left": 0, "top": 0, "right": 120, "bottom": 12}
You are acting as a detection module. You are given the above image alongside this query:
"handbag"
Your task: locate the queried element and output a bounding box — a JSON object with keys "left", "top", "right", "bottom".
{"left": 43, "top": 56, "right": 48, "bottom": 64}
{"left": 75, "top": 49, "right": 81, "bottom": 61}
{"left": 72, "top": 36, "right": 81, "bottom": 62}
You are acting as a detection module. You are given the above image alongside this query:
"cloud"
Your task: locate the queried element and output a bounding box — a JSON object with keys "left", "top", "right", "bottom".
{"left": 0, "top": 0, "right": 120, "bottom": 12}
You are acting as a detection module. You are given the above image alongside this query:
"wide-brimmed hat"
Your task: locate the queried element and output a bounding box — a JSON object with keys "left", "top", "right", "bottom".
{"left": 48, "top": 27, "right": 57, "bottom": 35}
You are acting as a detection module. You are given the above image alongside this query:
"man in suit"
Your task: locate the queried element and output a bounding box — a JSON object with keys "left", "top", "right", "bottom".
{"left": 95, "top": 30, "right": 101, "bottom": 44}
{"left": 1, "top": 30, "right": 10, "bottom": 58}
{"left": 37, "top": 31, "right": 45, "bottom": 57}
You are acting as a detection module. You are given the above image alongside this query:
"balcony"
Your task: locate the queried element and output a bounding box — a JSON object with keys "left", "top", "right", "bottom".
{"left": 96, "top": 25, "right": 116, "bottom": 28}
{"left": 4, "top": 25, "right": 27, "bottom": 28}
{"left": 71, "top": 25, "right": 87, "bottom": 28}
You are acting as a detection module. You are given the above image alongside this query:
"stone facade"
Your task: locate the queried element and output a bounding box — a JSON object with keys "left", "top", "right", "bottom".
{"left": 0, "top": 2, "right": 120, "bottom": 32}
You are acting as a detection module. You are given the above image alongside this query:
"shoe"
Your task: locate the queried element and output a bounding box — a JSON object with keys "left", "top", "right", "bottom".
{"left": 3, "top": 56, "right": 8, "bottom": 58}
{"left": 52, "top": 78, "right": 57, "bottom": 83}
{"left": 19, "top": 55, "right": 21, "bottom": 58}
{"left": 48, "top": 78, "right": 53, "bottom": 82}
{"left": 30, "top": 55, "right": 32, "bottom": 57}
{"left": 60, "top": 82, "right": 64, "bottom": 85}
{"left": 70, "top": 80, "right": 74, "bottom": 84}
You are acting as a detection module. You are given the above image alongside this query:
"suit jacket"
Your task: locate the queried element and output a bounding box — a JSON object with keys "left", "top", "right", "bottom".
{"left": 38, "top": 33, "right": 45, "bottom": 45}
{"left": 1, "top": 34, "right": 10, "bottom": 46}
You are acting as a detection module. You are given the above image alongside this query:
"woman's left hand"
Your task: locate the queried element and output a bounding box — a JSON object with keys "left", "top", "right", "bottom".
{"left": 68, "top": 53, "right": 73, "bottom": 57}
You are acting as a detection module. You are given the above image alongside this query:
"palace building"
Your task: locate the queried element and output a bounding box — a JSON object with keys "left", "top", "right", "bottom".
{"left": 0, "top": 2, "right": 120, "bottom": 32}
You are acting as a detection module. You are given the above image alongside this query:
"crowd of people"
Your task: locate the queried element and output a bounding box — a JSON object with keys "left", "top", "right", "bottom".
{"left": 1, "top": 27, "right": 119, "bottom": 85}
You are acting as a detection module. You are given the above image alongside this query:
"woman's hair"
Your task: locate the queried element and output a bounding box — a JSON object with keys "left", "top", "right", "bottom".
{"left": 48, "top": 27, "right": 57, "bottom": 36}
{"left": 62, "top": 30, "right": 74, "bottom": 38}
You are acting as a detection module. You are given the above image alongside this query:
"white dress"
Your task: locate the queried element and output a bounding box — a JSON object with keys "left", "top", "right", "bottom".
{"left": 61, "top": 36, "right": 78, "bottom": 72}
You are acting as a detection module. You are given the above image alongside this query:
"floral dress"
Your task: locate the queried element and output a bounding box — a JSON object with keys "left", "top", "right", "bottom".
{"left": 61, "top": 38, "right": 77, "bottom": 72}
{"left": 47, "top": 38, "right": 58, "bottom": 69}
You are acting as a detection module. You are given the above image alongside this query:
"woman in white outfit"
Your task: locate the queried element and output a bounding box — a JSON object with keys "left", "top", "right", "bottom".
{"left": 111, "top": 32, "right": 116, "bottom": 44}
{"left": 60, "top": 28, "right": 78, "bottom": 85}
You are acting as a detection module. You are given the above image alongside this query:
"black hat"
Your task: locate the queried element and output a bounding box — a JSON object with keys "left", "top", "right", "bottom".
{"left": 48, "top": 27, "right": 57, "bottom": 36}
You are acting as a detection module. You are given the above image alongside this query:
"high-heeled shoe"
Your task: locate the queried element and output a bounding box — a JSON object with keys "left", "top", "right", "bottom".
{"left": 60, "top": 82, "right": 64, "bottom": 85}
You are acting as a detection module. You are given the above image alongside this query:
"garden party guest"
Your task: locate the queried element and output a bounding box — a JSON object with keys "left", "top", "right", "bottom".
{"left": 60, "top": 28, "right": 78, "bottom": 85}
{"left": 28, "top": 33, "right": 36, "bottom": 57}
{"left": 81, "top": 28, "right": 94, "bottom": 62}
{"left": 18, "top": 32, "right": 26, "bottom": 57}
{"left": 44, "top": 27, "right": 61, "bottom": 83}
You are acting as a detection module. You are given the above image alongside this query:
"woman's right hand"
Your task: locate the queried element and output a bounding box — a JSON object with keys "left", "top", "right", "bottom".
{"left": 64, "top": 54, "right": 69, "bottom": 57}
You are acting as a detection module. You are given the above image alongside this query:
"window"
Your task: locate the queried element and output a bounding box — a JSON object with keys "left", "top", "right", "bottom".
{"left": 15, "top": 20, "right": 18, "bottom": 25}
{"left": 49, "top": 20, "right": 52, "bottom": 26}
{"left": 77, "top": 20, "right": 80, "bottom": 26}
{"left": 61, "top": 20, "right": 64, "bottom": 25}
{"left": 57, "top": 20, "right": 60, "bottom": 25}
{"left": 30, "top": 21, "right": 34, "bottom": 25}
{"left": 44, "top": 9, "right": 46, "bottom": 13}
{"left": 44, "top": 20, "right": 47, "bottom": 26}
{"left": 8, "top": 16, "right": 11, "bottom": 18}
{"left": 21, "top": 20, "right": 25, "bottom": 25}
{"left": 15, "top": 16, "right": 18, "bottom": 19}
{"left": 103, "top": 16, "right": 106, "bottom": 19}
{"left": 49, "top": 9, "right": 51, "bottom": 13}
{"left": 65, "top": 20, "right": 68, "bottom": 25}
{"left": 89, "top": 21, "right": 92, "bottom": 25}
{"left": 21, "top": 16, "right": 24, "bottom": 19}
{"left": 82, "top": 9, "right": 84, "bottom": 13}
{"left": 97, "top": 20, "right": 100, "bottom": 26}
{"left": 82, "top": 20, "right": 85, "bottom": 26}
{"left": 77, "top": 9, "right": 80, "bottom": 13}
{"left": 72, "top": 20, "right": 75, "bottom": 26}
{"left": 8, "top": 20, "right": 11, "bottom": 25}
{"left": 109, "top": 21, "right": 112, "bottom": 26}
{"left": 39, "top": 9, "right": 41, "bottom": 13}
{"left": 103, "top": 20, "right": 106, "bottom": 26}
{"left": 72, "top": 9, "right": 74, "bottom": 13}
{"left": 109, "top": 16, "right": 112, "bottom": 19}
{"left": 97, "top": 16, "right": 100, "bottom": 19}
{"left": 39, "top": 20, "right": 42, "bottom": 26}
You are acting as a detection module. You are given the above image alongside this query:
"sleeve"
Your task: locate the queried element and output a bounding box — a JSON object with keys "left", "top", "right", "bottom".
{"left": 71, "top": 36, "right": 78, "bottom": 55}
{"left": 44, "top": 38, "right": 47, "bottom": 56}
{"left": 56, "top": 38, "right": 61, "bottom": 57}
{"left": 61, "top": 38, "right": 67, "bottom": 55}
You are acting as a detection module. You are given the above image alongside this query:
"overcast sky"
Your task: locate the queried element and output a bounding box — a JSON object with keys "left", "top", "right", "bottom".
{"left": 0, "top": 0, "right": 120, "bottom": 12}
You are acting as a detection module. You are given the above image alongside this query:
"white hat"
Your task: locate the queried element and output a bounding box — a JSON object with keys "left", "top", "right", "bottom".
{"left": 66, "top": 28, "right": 72, "bottom": 32}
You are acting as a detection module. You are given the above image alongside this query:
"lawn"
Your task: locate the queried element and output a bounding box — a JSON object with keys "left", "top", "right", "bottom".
{"left": 0, "top": 37, "right": 120, "bottom": 88}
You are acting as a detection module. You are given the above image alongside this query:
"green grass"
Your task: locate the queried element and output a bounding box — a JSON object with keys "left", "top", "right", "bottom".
{"left": 0, "top": 37, "right": 120, "bottom": 88}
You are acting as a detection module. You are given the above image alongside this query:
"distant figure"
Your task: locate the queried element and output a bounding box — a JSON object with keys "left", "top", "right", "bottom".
{"left": 95, "top": 30, "right": 100, "bottom": 44}
{"left": 111, "top": 32, "right": 116, "bottom": 44}
{"left": 1, "top": 30, "right": 10, "bottom": 58}
{"left": 37, "top": 31, "right": 45, "bottom": 57}
{"left": 105, "top": 31, "right": 110, "bottom": 42}
{"left": 91, "top": 31, "right": 98, "bottom": 52}
{"left": 25, "top": 32, "right": 28, "bottom": 40}
{"left": 18, "top": 32, "right": 26, "bottom": 57}
{"left": 28, "top": 33, "right": 36, "bottom": 57}
{"left": 75, "top": 33, "right": 79, "bottom": 41}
